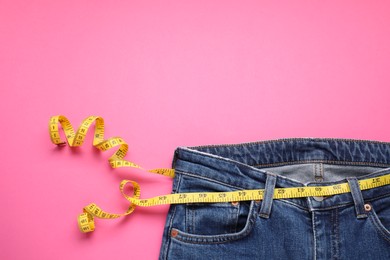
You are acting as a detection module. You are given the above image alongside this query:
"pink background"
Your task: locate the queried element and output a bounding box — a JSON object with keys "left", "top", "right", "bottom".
{"left": 1, "top": 1, "right": 390, "bottom": 259}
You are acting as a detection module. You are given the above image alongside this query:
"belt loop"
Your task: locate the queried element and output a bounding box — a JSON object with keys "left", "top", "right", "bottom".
{"left": 347, "top": 177, "right": 367, "bottom": 219}
{"left": 259, "top": 174, "right": 277, "bottom": 219}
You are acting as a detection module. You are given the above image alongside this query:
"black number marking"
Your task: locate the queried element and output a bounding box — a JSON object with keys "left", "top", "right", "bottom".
{"left": 238, "top": 191, "right": 246, "bottom": 196}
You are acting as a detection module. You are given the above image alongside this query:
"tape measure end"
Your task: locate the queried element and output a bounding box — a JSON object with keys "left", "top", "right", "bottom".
{"left": 78, "top": 213, "right": 95, "bottom": 233}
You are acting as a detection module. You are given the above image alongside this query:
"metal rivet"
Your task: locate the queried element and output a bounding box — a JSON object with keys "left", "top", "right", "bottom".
{"left": 364, "top": 203, "right": 372, "bottom": 211}
{"left": 171, "top": 229, "right": 178, "bottom": 238}
{"left": 231, "top": 201, "right": 239, "bottom": 206}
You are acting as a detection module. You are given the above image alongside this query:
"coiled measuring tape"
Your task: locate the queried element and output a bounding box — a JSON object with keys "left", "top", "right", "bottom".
{"left": 49, "top": 115, "right": 390, "bottom": 233}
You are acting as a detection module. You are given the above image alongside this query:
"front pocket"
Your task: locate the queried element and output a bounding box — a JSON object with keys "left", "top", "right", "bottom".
{"left": 367, "top": 196, "right": 390, "bottom": 243}
{"left": 172, "top": 200, "right": 261, "bottom": 244}
{"left": 186, "top": 201, "right": 247, "bottom": 235}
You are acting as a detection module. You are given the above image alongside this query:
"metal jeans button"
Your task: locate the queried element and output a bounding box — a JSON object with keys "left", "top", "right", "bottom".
{"left": 312, "top": 196, "right": 325, "bottom": 202}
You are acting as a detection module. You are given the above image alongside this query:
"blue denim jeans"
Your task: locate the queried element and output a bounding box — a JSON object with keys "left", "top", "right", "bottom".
{"left": 159, "top": 138, "right": 390, "bottom": 260}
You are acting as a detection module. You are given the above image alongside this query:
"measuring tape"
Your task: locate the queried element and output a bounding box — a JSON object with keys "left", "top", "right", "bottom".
{"left": 49, "top": 115, "right": 390, "bottom": 233}
{"left": 49, "top": 115, "right": 175, "bottom": 177}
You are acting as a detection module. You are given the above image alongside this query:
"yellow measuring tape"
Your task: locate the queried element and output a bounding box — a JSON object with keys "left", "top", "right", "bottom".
{"left": 49, "top": 115, "right": 390, "bottom": 233}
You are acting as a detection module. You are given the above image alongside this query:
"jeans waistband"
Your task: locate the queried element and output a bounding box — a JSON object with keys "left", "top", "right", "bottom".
{"left": 172, "top": 138, "right": 390, "bottom": 211}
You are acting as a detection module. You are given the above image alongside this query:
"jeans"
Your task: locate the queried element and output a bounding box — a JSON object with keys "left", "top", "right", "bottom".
{"left": 159, "top": 138, "right": 390, "bottom": 259}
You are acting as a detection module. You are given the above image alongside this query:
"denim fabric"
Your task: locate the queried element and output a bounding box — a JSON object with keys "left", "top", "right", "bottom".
{"left": 159, "top": 138, "right": 390, "bottom": 260}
